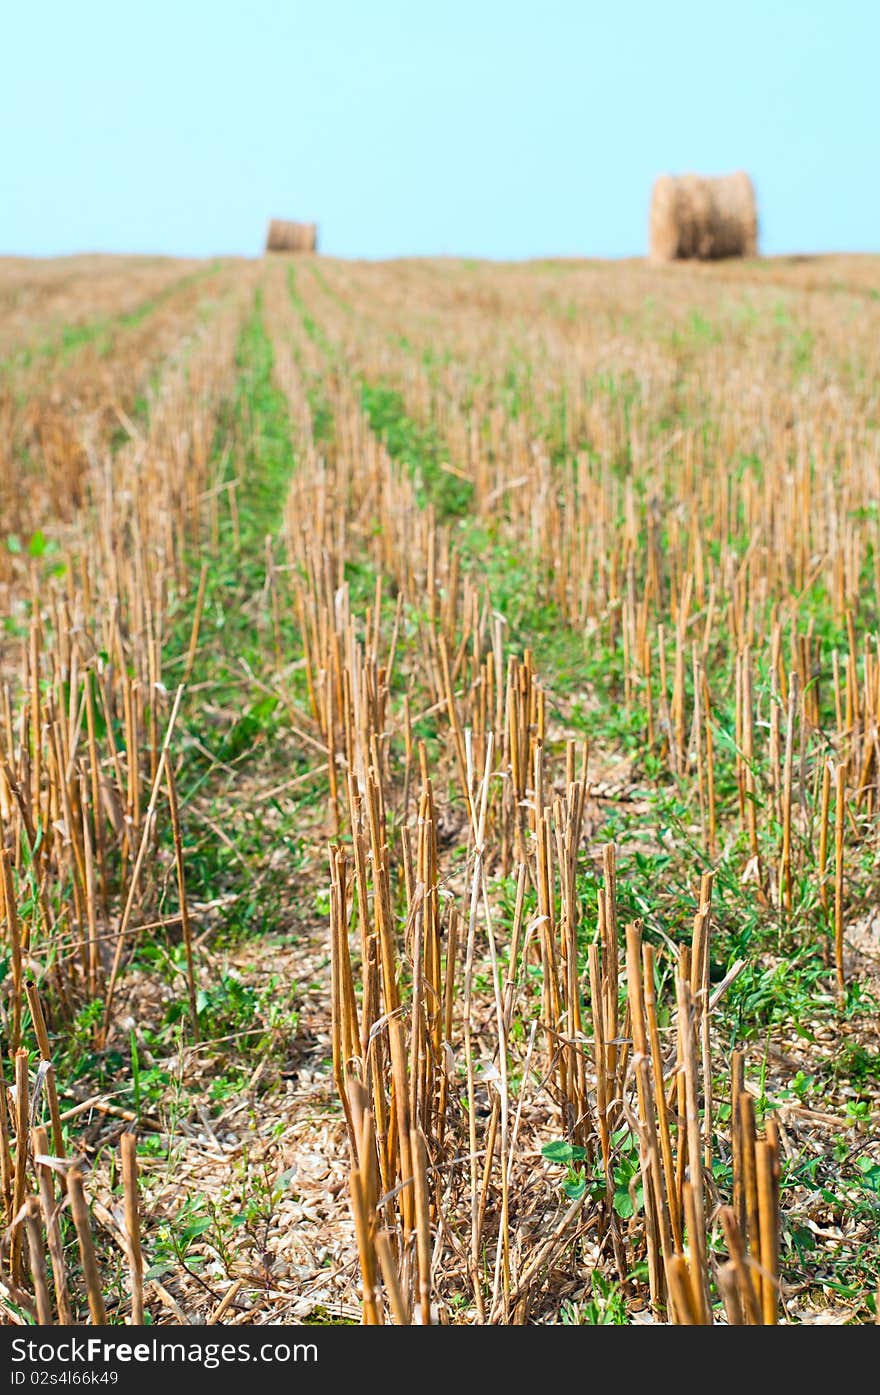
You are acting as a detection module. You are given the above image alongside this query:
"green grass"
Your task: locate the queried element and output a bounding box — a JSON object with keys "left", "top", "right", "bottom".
{"left": 360, "top": 380, "right": 474, "bottom": 518}
{"left": 157, "top": 286, "right": 313, "bottom": 945}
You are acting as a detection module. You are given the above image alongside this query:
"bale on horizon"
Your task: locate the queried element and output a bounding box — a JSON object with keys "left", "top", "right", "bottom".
{"left": 649, "top": 172, "right": 758, "bottom": 262}
{"left": 265, "top": 219, "right": 318, "bottom": 254}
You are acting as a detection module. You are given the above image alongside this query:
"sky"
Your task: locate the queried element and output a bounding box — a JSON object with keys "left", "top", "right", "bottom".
{"left": 3, "top": 1, "right": 877, "bottom": 261}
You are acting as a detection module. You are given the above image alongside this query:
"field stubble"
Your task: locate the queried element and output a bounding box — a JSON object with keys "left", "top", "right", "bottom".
{"left": 0, "top": 252, "right": 879, "bottom": 1326}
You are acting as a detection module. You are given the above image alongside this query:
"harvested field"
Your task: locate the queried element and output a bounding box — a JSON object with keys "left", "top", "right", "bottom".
{"left": 1, "top": 252, "right": 879, "bottom": 1328}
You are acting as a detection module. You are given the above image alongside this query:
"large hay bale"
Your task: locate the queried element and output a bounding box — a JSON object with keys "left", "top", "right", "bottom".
{"left": 649, "top": 172, "right": 758, "bottom": 262}
{"left": 265, "top": 219, "right": 318, "bottom": 254}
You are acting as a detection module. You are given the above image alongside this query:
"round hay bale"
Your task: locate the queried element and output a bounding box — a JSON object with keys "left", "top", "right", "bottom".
{"left": 649, "top": 173, "right": 757, "bottom": 262}
{"left": 265, "top": 220, "right": 318, "bottom": 254}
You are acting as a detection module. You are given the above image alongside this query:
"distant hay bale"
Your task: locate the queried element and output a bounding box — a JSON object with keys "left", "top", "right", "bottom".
{"left": 649, "top": 172, "right": 758, "bottom": 263}
{"left": 265, "top": 220, "right": 318, "bottom": 254}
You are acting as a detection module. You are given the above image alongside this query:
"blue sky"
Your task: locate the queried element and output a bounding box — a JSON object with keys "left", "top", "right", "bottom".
{"left": 3, "top": 1, "right": 876, "bottom": 260}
